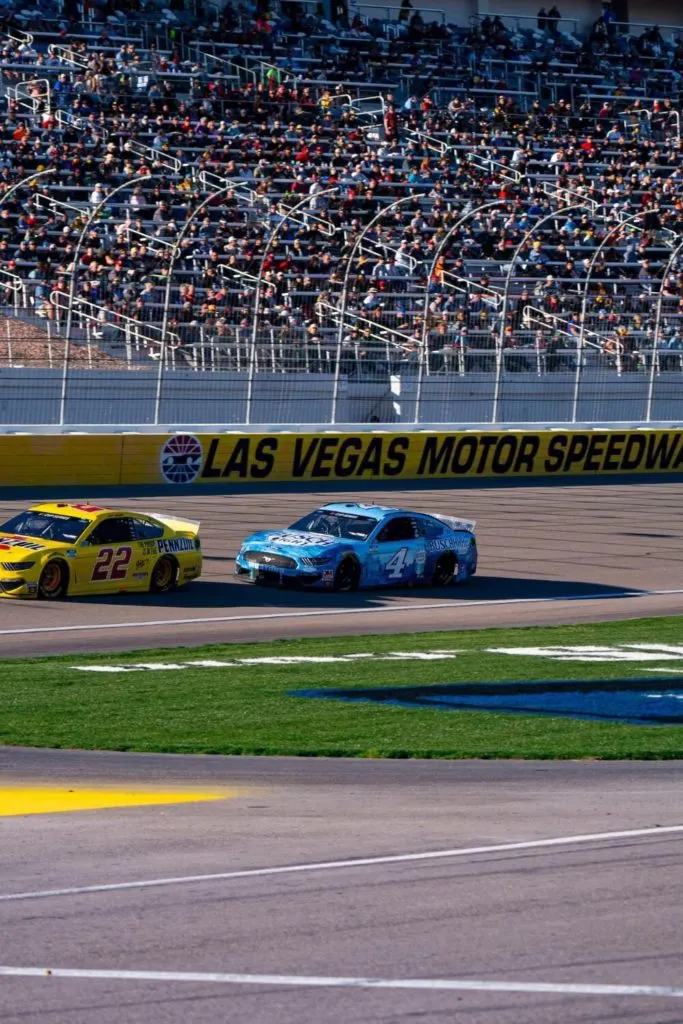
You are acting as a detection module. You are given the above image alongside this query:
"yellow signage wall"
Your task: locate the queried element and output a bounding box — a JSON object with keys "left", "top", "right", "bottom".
{"left": 1, "top": 429, "right": 682, "bottom": 488}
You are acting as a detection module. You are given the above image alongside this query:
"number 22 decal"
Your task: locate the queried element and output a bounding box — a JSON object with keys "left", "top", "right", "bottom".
{"left": 92, "top": 546, "right": 132, "bottom": 582}
{"left": 384, "top": 547, "right": 410, "bottom": 579}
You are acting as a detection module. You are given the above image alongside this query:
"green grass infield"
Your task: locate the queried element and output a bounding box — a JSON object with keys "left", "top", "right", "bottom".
{"left": 2, "top": 616, "right": 683, "bottom": 759}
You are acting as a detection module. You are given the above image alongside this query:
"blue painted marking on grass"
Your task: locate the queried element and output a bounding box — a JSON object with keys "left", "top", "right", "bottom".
{"left": 292, "top": 678, "right": 683, "bottom": 725}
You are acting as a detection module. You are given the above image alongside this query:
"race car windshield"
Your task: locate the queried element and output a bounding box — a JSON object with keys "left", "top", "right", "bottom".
{"left": 289, "top": 510, "right": 376, "bottom": 540}
{"left": 0, "top": 511, "right": 90, "bottom": 543}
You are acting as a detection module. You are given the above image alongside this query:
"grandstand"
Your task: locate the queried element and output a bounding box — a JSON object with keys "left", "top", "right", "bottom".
{"left": 0, "top": 0, "right": 682, "bottom": 424}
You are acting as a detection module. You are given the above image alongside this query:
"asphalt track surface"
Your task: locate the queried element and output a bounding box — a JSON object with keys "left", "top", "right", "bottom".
{"left": 2, "top": 750, "right": 683, "bottom": 1024}
{"left": 0, "top": 479, "right": 682, "bottom": 656}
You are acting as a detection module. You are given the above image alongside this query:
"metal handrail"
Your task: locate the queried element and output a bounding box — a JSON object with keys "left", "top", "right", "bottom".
{"left": 3, "top": 29, "right": 34, "bottom": 46}
{"left": 354, "top": 3, "right": 445, "bottom": 24}
{"left": 471, "top": 11, "right": 579, "bottom": 34}
{"left": 320, "top": 299, "right": 419, "bottom": 350}
{"left": 6, "top": 78, "right": 51, "bottom": 116}
{"left": 217, "top": 262, "right": 259, "bottom": 291}
{"left": 350, "top": 94, "right": 386, "bottom": 125}
{"left": 48, "top": 43, "right": 89, "bottom": 68}
{"left": 441, "top": 270, "right": 503, "bottom": 309}
{"left": 467, "top": 152, "right": 522, "bottom": 184}
{"left": 55, "top": 109, "right": 110, "bottom": 141}
{"left": 523, "top": 304, "right": 624, "bottom": 375}
{"left": 541, "top": 181, "right": 599, "bottom": 213}
{"left": 359, "top": 236, "right": 418, "bottom": 274}
{"left": 117, "top": 223, "right": 175, "bottom": 255}
{"left": 34, "top": 192, "right": 86, "bottom": 217}
{"left": 50, "top": 289, "right": 181, "bottom": 365}
{"left": 274, "top": 198, "right": 337, "bottom": 239}
{"left": 406, "top": 128, "right": 450, "bottom": 158}
{"left": 194, "top": 168, "right": 263, "bottom": 209}
{"left": 125, "top": 140, "right": 181, "bottom": 174}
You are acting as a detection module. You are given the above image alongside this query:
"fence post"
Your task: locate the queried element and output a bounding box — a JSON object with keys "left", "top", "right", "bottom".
{"left": 646, "top": 239, "right": 683, "bottom": 422}
{"left": 417, "top": 200, "right": 505, "bottom": 425}
{"left": 573, "top": 210, "right": 645, "bottom": 423}
{"left": 250, "top": 187, "right": 340, "bottom": 425}
{"left": 59, "top": 173, "right": 150, "bottom": 427}
{"left": 494, "top": 203, "right": 588, "bottom": 424}
{"left": 333, "top": 194, "right": 413, "bottom": 424}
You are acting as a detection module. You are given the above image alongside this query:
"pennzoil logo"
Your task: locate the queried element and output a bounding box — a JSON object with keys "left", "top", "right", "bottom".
{"left": 160, "top": 435, "right": 203, "bottom": 485}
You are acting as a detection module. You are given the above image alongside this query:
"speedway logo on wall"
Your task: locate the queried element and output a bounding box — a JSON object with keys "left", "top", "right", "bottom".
{"left": 160, "top": 434, "right": 204, "bottom": 485}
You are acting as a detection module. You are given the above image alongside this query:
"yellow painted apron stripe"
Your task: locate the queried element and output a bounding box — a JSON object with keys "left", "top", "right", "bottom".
{"left": 0, "top": 787, "right": 239, "bottom": 816}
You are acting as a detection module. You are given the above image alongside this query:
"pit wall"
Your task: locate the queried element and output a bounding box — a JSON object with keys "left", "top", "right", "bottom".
{"left": 1, "top": 429, "right": 682, "bottom": 488}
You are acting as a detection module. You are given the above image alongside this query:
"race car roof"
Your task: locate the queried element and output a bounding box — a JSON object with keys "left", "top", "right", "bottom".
{"left": 320, "top": 502, "right": 403, "bottom": 520}
{"left": 30, "top": 502, "right": 115, "bottom": 521}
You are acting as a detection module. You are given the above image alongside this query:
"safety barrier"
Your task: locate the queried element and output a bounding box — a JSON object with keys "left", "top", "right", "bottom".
{"left": 1, "top": 428, "right": 682, "bottom": 488}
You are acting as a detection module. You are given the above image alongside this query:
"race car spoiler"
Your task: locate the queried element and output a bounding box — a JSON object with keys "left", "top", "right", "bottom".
{"left": 430, "top": 513, "right": 476, "bottom": 534}
{"left": 146, "top": 513, "right": 201, "bottom": 532}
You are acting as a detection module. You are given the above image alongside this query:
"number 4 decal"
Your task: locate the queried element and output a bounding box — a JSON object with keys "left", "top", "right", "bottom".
{"left": 385, "top": 547, "right": 409, "bottom": 579}
{"left": 92, "top": 546, "right": 132, "bottom": 582}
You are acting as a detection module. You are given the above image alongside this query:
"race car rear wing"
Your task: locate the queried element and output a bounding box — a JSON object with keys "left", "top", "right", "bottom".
{"left": 430, "top": 513, "right": 476, "bottom": 534}
{"left": 147, "top": 513, "right": 201, "bottom": 534}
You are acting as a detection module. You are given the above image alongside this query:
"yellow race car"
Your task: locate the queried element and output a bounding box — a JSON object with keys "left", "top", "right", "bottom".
{"left": 0, "top": 502, "right": 202, "bottom": 600}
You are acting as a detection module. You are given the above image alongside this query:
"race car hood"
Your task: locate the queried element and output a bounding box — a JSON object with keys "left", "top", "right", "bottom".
{"left": 0, "top": 533, "right": 70, "bottom": 558}
{"left": 241, "top": 529, "right": 354, "bottom": 557}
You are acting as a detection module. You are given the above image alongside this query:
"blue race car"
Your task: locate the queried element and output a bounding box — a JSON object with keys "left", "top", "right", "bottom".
{"left": 235, "top": 502, "right": 477, "bottom": 591}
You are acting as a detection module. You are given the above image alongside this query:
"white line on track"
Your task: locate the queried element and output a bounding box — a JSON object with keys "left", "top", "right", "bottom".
{"left": 1, "top": 965, "right": 683, "bottom": 999}
{"left": 2, "top": 825, "right": 681, "bottom": 904}
{"left": 1, "top": 588, "right": 683, "bottom": 637}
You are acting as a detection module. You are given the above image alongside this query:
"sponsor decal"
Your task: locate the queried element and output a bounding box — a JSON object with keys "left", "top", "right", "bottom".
{"left": 132, "top": 572, "right": 147, "bottom": 580}
{"left": 157, "top": 537, "right": 195, "bottom": 554}
{"left": 426, "top": 538, "right": 451, "bottom": 552}
{"left": 65, "top": 549, "right": 77, "bottom": 559}
{"left": 294, "top": 678, "right": 683, "bottom": 725}
{"left": 0, "top": 536, "right": 43, "bottom": 552}
{"left": 141, "top": 541, "right": 158, "bottom": 555}
{"left": 265, "top": 532, "right": 337, "bottom": 548}
{"left": 72, "top": 650, "right": 465, "bottom": 673}
{"left": 160, "top": 434, "right": 203, "bottom": 485}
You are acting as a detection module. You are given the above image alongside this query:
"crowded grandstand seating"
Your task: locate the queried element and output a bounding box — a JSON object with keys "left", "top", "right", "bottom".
{"left": 1, "top": 0, "right": 683, "bottom": 401}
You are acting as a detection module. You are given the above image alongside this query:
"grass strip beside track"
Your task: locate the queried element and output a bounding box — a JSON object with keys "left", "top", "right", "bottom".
{"left": 2, "top": 616, "right": 683, "bottom": 759}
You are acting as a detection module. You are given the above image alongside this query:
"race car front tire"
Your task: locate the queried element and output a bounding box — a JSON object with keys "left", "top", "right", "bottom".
{"left": 431, "top": 552, "right": 457, "bottom": 587}
{"left": 38, "top": 559, "right": 69, "bottom": 600}
{"left": 150, "top": 555, "right": 179, "bottom": 593}
{"left": 333, "top": 557, "right": 360, "bottom": 592}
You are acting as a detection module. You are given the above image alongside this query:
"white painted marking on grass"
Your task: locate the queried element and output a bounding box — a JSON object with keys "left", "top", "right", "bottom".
{"left": 1, "top": 825, "right": 681, "bottom": 904}
{"left": 488, "top": 643, "right": 683, "bottom": 663}
{"left": 72, "top": 650, "right": 466, "bottom": 672}
{"left": 1, "top": 965, "right": 683, "bottom": 999}
{"left": 627, "top": 644, "right": 683, "bottom": 656}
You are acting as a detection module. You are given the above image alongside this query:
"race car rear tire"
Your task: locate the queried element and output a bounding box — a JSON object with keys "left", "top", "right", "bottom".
{"left": 38, "top": 559, "right": 69, "bottom": 600}
{"left": 333, "top": 557, "right": 360, "bottom": 592}
{"left": 150, "top": 555, "right": 178, "bottom": 593}
{"left": 431, "top": 552, "right": 457, "bottom": 587}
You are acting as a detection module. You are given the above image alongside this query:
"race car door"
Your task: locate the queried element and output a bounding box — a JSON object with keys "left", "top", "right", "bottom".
{"left": 75, "top": 515, "right": 136, "bottom": 592}
{"left": 373, "top": 515, "right": 426, "bottom": 585}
